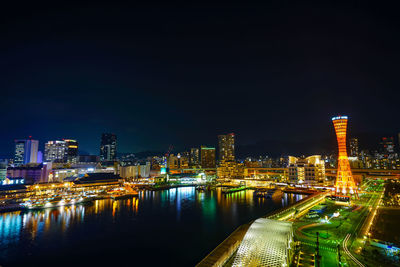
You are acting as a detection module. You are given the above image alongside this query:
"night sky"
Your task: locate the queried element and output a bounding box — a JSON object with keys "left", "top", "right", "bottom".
{"left": 1, "top": 1, "right": 400, "bottom": 157}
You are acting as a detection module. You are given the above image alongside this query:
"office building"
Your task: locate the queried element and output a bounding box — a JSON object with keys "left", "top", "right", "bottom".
{"left": 44, "top": 139, "right": 78, "bottom": 163}
{"left": 100, "top": 133, "right": 117, "bottom": 161}
{"left": 349, "top": 138, "right": 359, "bottom": 158}
{"left": 189, "top": 148, "right": 200, "bottom": 167}
{"left": 45, "top": 140, "right": 67, "bottom": 162}
{"left": 218, "top": 133, "right": 235, "bottom": 162}
{"left": 380, "top": 137, "right": 395, "bottom": 156}
{"left": 200, "top": 146, "right": 216, "bottom": 168}
{"left": 14, "top": 138, "right": 39, "bottom": 166}
{"left": 288, "top": 155, "right": 326, "bottom": 185}
{"left": 65, "top": 139, "right": 79, "bottom": 163}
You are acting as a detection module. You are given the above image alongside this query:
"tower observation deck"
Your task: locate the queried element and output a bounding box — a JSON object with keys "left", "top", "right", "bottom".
{"left": 332, "top": 116, "right": 357, "bottom": 195}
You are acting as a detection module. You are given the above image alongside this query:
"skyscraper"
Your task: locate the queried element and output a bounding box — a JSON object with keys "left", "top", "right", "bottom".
{"left": 64, "top": 139, "right": 78, "bottom": 163}
{"left": 100, "top": 133, "right": 117, "bottom": 161}
{"left": 14, "top": 138, "right": 39, "bottom": 166}
{"left": 200, "top": 146, "right": 216, "bottom": 168}
{"left": 349, "top": 138, "right": 359, "bottom": 158}
{"left": 189, "top": 148, "right": 200, "bottom": 167}
{"left": 218, "top": 133, "right": 235, "bottom": 162}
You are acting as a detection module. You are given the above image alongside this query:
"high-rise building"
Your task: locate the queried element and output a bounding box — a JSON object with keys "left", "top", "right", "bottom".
{"left": 14, "top": 138, "right": 39, "bottom": 166}
{"left": 14, "top": 140, "right": 25, "bottom": 166}
{"left": 200, "top": 146, "right": 216, "bottom": 168}
{"left": 332, "top": 116, "right": 357, "bottom": 195}
{"left": 100, "top": 133, "right": 117, "bottom": 161}
{"left": 189, "top": 148, "right": 200, "bottom": 167}
{"left": 349, "top": 138, "right": 359, "bottom": 158}
{"left": 45, "top": 140, "right": 67, "bottom": 162}
{"left": 218, "top": 133, "right": 235, "bottom": 162}
{"left": 44, "top": 139, "right": 79, "bottom": 163}
{"left": 64, "top": 139, "right": 78, "bottom": 163}
{"left": 380, "top": 137, "right": 395, "bottom": 156}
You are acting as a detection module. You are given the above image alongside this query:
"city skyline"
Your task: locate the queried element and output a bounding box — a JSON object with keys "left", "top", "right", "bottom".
{"left": 3, "top": 124, "right": 400, "bottom": 159}
{"left": 2, "top": 2, "right": 400, "bottom": 155}
{"left": 2, "top": 2, "right": 400, "bottom": 266}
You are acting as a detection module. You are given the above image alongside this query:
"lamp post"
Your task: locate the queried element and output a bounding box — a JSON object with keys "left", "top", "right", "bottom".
{"left": 315, "top": 231, "right": 321, "bottom": 267}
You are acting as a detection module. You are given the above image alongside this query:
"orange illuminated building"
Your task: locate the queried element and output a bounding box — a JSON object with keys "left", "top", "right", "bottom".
{"left": 332, "top": 116, "right": 357, "bottom": 195}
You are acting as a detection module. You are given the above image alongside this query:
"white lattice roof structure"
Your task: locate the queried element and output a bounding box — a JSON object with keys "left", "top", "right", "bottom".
{"left": 232, "top": 218, "right": 293, "bottom": 267}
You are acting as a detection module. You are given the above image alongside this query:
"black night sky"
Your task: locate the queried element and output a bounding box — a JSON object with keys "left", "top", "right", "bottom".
{"left": 1, "top": 1, "right": 400, "bottom": 157}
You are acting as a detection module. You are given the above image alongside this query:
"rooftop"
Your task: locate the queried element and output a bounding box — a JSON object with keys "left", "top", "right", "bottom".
{"left": 232, "top": 218, "right": 293, "bottom": 267}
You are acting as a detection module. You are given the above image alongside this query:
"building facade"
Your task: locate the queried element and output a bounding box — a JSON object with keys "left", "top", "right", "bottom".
{"left": 45, "top": 140, "right": 67, "bottom": 162}
{"left": 168, "top": 153, "right": 189, "bottom": 170}
{"left": 288, "top": 155, "right": 326, "bottom": 185}
{"left": 119, "top": 162, "right": 151, "bottom": 179}
{"left": 189, "top": 148, "right": 200, "bottom": 167}
{"left": 7, "top": 163, "right": 51, "bottom": 184}
{"left": 100, "top": 133, "right": 117, "bottom": 161}
{"left": 380, "top": 137, "right": 395, "bottom": 156}
{"left": 349, "top": 138, "right": 359, "bottom": 158}
{"left": 200, "top": 146, "right": 216, "bottom": 168}
{"left": 217, "top": 160, "right": 245, "bottom": 179}
{"left": 218, "top": 133, "right": 235, "bottom": 162}
{"left": 44, "top": 139, "right": 79, "bottom": 163}
{"left": 64, "top": 139, "right": 78, "bottom": 163}
{"left": 14, "top": 138, "right": 39, "bottom": 166}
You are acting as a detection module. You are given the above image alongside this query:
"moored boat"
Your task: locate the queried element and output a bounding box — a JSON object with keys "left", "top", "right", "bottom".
{"left": 20, "top": 195, "right": 94, "bottom": 210}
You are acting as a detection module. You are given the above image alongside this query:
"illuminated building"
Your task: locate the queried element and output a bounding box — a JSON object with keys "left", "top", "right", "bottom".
{"left": 288, "top": 155, "right": 325, "bottom": 185}
{"left": 200, "top": 146, "right": 216, "bottom": 168}
{"left": 100, "top": 133, "right": 117, "bottom": 161}
{"left": 232, "top": 218, "right": 293, "bottom": 267}
{"left": 64, "top": 139, "right": 78, "bottom": 163}
{"left": 14, "top": 140, "right": 24, "bottom": 165}
{"left": 119, "top": 162, "right": 151, "bottom": 179}
{"left": 168, "top": 153, "right": 189, "bottom": 170}
{"left": 332, "top": 116, "right": 357, "bottom": 195}
{"left": 380, "top": 137, "right": 395, "bottom": 157}
{"left": 44, "top": 140, "right": 67, "bottom": 162}
{"left": 48, "top": 168, "right": 78, "bottom": 182}
{"left": 218, "top": 133, "right": 235, "bottom": 162}
{"left": 217, "top": 161, "right": 245, "bottom": 179}
{"left": 0, "top": 160, "right": 7, "bottom": 181}
{"left": 7, "top": 163, "right": 50, "bottom": 184}
{"left": 14, "top": 138, "right": 39, "bottom": 166}
{"left": 189, "top": 148, "right": 200, "bottom": 167}
{"left": 349, "top": 138, "right": 359, "bottom": 158}
{"left": 44, "top": 139, "right": 79, "bottom": 163}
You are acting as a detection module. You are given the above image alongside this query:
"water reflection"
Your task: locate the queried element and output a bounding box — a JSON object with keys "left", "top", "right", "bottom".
{"left": 0, "top": 187, "right": 305, "bottom": 265}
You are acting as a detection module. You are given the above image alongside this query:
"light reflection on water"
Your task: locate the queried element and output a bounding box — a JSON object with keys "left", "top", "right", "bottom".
{"left": 0, "top": 187, "right": 305, "bottom": 266}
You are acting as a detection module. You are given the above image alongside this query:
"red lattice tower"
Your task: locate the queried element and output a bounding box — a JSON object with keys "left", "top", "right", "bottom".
{"left": 332, "top": 116, "right": 357, "bottom": 195}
